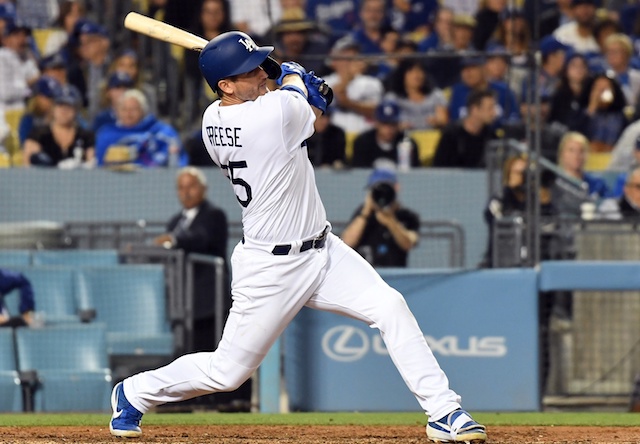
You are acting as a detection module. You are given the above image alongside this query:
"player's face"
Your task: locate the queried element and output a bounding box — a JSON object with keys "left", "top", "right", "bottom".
{"left": 229, "top": 66, "right": 269, "bottom": 101}
{"left": 177, "top": 173, "right": 206, "bottom": 209}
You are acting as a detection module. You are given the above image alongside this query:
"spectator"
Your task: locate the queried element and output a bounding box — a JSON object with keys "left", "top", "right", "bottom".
{"left": 18, "top": 75, "right": 61, "bottom": 146}
{"left": 305, "top": 108, "right": 346, "bottom": 168}
{"left": 0, "top": 268, "right": 35, "bottom": 328}
{"left": 0, "top": 20, "right": 39, "bottom": 113}
{"left": 417, "top": 6, "right": 454, "bottom": 52}
{"left": 23, "top": 87, "right": 95, "bottom": 168}
{"left": 556, "top": 131, "right": 610, "bottom": 201}
{"left": 483, "top": 46, "right": 511, "bottom": 84}
{"left": 305, "top": 0, "right": 359, "bottom": 42}
{"left": 270, "top": 8, "right": 330, "bottom": 76}
{"left": 433, "top": 89, "right": 497, "bottom": 168}
{"left": 184, "top": 0, "right": 232, "bottom": 120}
{"left": 388, "top": 0, "right": 437, "bottom": 38}
{"left": 67, "top": 19, "right": 110, "bottom": 121}
{"left": 448, "top": 56, "right": 520, "bottom": 126}
{"left": 450, "top": 13, "right": 476, "bottom": 52}
{"left": 41, "top": 0, "right": 85, "bottom": 57}
{"left": 95, "top": 89, "right": 186, "bottom": 168}
{"left": 548, "top": 52, "right": 591, "bottom": 131}
{"left": 608, "top": 118, "right": 640, "bottom": 172}
{"left": 153, "top": 166, "right": 229, "bottom": 352}
{"left": 109, "top": 48, "right": 157, "bottom": 117}
{"left": 472, "top": 0, "right": 507, "bottom": 51}
{"left": 441, "top": 0, "right": 480, "bottom": 17}
{"left": 229, "top": 0, "right": 281, "bottom": 41}
{"left": 578, "top": 72, "right": 628, "bottom": 152}
{"left": 607, "top": 135, "right": 640, "bottom": 197}
{"left": 601, "top": 33, "right": 640, "bottom": 108}
{"left": 323, "top": 39, "right": 384, "bottom": 134}
{"left": 553, "top": 0, "right": 599, "bottom": 54}
{"left": 384, "top": 59, "right": 448, "bottom": 130}
{"left": 617, "top": 166, "right": 640, "bottom": 217}
{"left": 523, "top": 36, "right": 571, "bottom": 106}
{"left": 341, "top": 168, "right": 420, "bottom": 267}
{"left": 351, "top": 100, "right": 420, "bottom": 169}
{"left": 92, "top": 71, "right": 135, "bottom": 132}
{"left": 538, "top": 0, "right": 573, "bottom": 40}
{"left": 588, "top": 18, "right": 624, "bottom": 69}
{"left": 481, "top": 154, "right": 557, "bottom": 267}
{"left": 347, "top": 0, "right": 387, "bottom": 55}
{"left": 488, "top": 8, "right": 531, "bottom": 68}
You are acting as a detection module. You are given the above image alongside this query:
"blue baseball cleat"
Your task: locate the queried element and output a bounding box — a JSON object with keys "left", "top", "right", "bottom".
{"left": 426, "top": 409, "right": 486, "bottom": 443}
{"left": 109, "top": 382, "right": 143, "bottom": 438}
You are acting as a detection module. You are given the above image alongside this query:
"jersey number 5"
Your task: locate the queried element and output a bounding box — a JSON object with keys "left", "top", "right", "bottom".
{"left": 222, "top": 161, "right": 252, "bottom": 207}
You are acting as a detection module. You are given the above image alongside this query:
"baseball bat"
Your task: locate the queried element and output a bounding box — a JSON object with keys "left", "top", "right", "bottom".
{"left": 124, "top": 12, "right": 208, "bottom": 51}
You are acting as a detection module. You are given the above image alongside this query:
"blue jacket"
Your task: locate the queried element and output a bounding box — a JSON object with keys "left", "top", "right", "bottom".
{"left": 0, "top": 269, "right": 35, "bottom": 315}
{"left": 95, "top": 114, "right": 188, "bottom": 167}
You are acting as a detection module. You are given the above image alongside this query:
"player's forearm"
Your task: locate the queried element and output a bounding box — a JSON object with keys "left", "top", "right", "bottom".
{"left": 281, "top": 74, "right": 308, "bottom": 97}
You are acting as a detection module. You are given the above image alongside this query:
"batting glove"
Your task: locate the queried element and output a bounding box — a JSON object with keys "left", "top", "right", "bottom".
{"left": 276, "top": 61, "right": 307, "bottom": 86}
{"left": 304, "top": 72, "right": 333, "bottom": 114}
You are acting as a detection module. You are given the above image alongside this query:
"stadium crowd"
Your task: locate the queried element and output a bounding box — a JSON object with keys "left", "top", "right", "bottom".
{"left": 1, "top": 0, "right": 640, "bottom": 199}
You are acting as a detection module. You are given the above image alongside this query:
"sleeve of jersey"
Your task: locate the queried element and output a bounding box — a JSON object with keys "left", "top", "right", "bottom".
{"left": 274, "top": 90, "right": 316, "bottom": 155}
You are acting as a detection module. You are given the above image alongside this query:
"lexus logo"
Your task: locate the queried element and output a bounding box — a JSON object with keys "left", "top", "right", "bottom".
{"left": 321, "top": 326, "right": 369, "bottom": 362}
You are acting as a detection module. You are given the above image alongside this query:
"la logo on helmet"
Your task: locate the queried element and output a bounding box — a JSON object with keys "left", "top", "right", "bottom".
{"left": 238, "top": 38, "right": 257, "bottom": 52}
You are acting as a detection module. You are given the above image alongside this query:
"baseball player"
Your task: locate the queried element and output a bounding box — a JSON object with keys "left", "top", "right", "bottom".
{"left": 109, "top": 31, "right": 487, "bottom": 444}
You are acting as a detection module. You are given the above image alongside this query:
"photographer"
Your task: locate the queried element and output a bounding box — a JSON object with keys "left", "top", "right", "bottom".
{"left": 341, "top": 168, "right": 420, "bottom": 267}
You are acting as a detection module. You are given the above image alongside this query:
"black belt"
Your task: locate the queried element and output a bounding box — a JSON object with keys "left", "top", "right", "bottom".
{"left": 243, "top": 227, "right": 329, "bottom": 255}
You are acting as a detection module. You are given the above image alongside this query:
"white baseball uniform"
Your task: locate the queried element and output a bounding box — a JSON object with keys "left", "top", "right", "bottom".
{"left": 122, "top": 87, "right": 462, "bottom": 420}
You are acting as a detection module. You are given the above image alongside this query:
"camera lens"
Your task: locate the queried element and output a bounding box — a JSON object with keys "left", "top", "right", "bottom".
{"left": 371, "top": 183, "right": 396, "bottom": 208}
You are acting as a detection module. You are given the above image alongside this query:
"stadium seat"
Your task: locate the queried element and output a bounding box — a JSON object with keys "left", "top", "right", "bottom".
{"left": 32, "top": 249, "right": 119, "bottom": 267}
{"left": 345, "top": 132, "right": 358, "bottom": 163}
{"left": 75, "top": 265, "right": 174, "bottom": 356}
{"left": 585, "top": 152, "right": 612, "bottom": 172}
{"left": 31, "top": 28, "right": 56, "bottom": 56}
{"left": 15, "top": 324, "right": 112, "bottom": 412}
{"left": 411, "top": 129, "right": 442, "bottom": 166}
{"left": 3, "top": 266, "right": 80, "bottom": 325}
{"left": 0, "top": 329, "right": 22, "bottom": 412}
{"left": 4, "top": 108, "right": 25, "bottom": 157}
{"left": 0, "top": 249, "right": 31, "bottom": 266}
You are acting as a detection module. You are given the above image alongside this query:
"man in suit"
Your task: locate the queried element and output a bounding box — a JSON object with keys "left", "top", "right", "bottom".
{"left": 153, "top": 166, "right": 229, "bottom": 352}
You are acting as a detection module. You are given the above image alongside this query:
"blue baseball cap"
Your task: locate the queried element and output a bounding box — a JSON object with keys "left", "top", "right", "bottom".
{"left": 40, "top": 52, "right": 66, "bottom": 70}
{"left": 107, "top": 71, "right": 135, "bottom": 89}
{"left": 375, "top": 100, "right": 400, "bottom": 124}
{"left": 54, "top": 86, "right": 81, "bottom": 107}
{"left": 33, "top": 75, "right": 62, "bottom": 98}
{"left": 4, "top": 19, "right": 30, "bottom": 36}
{"left": 540, "top": 36, "right": 571, "bottom": 57}
{"left": 460, "top": 55, "right": 486, "bottom": 68}
{"left": 367, "top": 168, "right": 398, "bottom": 188}
{"left": 0, "top": 3, "right": 16, "bottom": 20}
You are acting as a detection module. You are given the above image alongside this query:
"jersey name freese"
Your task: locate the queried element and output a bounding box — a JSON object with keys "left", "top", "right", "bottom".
{"left": 201, "top": 90, "right": 327, "bottom": 243}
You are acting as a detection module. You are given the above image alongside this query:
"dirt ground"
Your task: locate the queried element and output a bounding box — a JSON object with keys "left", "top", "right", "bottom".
{"left": 0, "top": 425, "right": 639, "bottom": 444}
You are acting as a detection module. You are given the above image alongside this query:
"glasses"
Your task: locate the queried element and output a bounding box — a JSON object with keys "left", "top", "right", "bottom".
{"left": 626, "top": 183, "right": 640, "bottom": 190}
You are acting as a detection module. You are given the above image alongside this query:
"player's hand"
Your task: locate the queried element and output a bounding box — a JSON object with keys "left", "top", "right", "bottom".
{"left": 303, "top": 71, "right": 333, "bottom": 114}
{"left": 276, "top": 61, "right": 307, "bottom": 86}
{"left": 22, "top": 311, "right": 34, "bottom": 326}
{"left": 363, "top": 192, "right": 375, "bottom": 216}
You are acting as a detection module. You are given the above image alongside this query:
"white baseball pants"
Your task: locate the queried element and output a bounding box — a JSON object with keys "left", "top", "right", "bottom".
{"left": 124, "top": 232, "right": 461, "bottom": 420}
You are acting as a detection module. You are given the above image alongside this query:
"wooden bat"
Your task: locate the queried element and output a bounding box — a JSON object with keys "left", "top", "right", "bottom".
{"left": 124, "top": 12, "right": 208, "bottom": 51}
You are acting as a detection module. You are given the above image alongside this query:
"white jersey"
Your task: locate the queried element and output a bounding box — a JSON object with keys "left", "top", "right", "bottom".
{"left": 201, "top": 90, "right": 327, "bottom": 243}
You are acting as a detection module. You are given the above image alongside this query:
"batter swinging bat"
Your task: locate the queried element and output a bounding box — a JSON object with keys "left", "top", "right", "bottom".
{"left": 124, "top": 12, "right": 208, "bottom": 51}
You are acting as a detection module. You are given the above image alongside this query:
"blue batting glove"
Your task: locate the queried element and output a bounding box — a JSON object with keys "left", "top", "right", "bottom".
{"left": 304, "top": 72, "right": 333, "bottom": 114}
{"left": 276, "top": 61, "right": 307, "bottom": 86}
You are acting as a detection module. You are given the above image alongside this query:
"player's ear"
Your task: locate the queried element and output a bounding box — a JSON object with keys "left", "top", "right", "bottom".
{"left": 217, "top": 79, "right": 233, "bottom": 96}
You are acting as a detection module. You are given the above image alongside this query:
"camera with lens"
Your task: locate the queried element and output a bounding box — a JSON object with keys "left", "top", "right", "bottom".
{"left": 371, "top": 182, "right": 396, "bottom": 208}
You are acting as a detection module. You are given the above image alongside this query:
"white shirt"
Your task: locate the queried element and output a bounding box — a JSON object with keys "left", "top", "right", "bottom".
{"left": 229, "top": 0, "right": 281, "bottom": 38}
{"left": 323, "top": 72, "right": 383, "bottom": 134}
{"left": 201, "top": 90, "right": 326, "bottom": 243}
{"left": 0, "top": 48, "right": 38, "bottom": 111}
{"left": 553, "top": 22, "right": 600, "bottom": 54}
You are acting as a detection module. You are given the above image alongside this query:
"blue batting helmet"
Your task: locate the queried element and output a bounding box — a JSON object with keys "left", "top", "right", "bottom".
{"left": 199, "top": 31, "right": 281, "bottom": 92}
